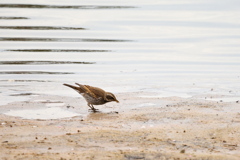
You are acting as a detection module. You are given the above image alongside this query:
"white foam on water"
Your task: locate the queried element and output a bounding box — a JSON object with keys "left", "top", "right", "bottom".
{"left": 4, "top": 107, "right": 79, "bottom": 119}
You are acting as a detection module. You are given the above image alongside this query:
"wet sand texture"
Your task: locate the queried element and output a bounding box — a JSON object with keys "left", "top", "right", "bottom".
{"left": 1, "top": 94, "right": 240, "bottom": 160}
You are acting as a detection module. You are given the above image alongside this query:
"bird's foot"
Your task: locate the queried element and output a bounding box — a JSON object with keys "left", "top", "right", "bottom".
{"left": 88, "top": 108, "right": 99, "bottom": 113}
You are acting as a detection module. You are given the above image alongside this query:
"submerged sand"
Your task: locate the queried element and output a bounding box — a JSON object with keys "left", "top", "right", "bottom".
{"left": 0, "top": 92, "right": 240, "bottom": 160}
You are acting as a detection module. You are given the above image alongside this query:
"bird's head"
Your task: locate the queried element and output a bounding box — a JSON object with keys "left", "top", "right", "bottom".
{"left": 105, "top": 92, "right": 119, "bottom": 103}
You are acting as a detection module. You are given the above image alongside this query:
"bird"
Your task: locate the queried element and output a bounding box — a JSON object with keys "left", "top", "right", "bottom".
{"left": 63, "top": 83, "right": 119, "bottom": 112}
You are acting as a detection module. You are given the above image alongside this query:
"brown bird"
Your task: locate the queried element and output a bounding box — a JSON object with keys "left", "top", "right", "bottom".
{"left": 63, "top": 83, "right": 119, "bottom": 112}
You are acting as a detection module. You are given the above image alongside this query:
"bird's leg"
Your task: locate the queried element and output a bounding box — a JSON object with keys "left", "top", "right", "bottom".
{"left": 91, "top": 104, "right": 99, "bottom": 112}
{"left": 87, "top": 103, "right": 94, "bottom": 110}
{"left": 87, "top": 103, "right": 99, "bottom": 112}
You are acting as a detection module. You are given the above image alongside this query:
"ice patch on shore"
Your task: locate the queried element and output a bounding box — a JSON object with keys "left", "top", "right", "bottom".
{"left": 4, "top": 107, "right": 79, "bottom": 119}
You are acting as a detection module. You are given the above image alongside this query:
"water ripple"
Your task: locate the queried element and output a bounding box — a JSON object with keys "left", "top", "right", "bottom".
{"left": 6, "top": 49, "right": 110, "bottom": 52}
{"left": 0, "top": 71, "right": 74, "bottom": 74}
{"left": 0, "top": 61, "right": 95, "bottom": 65}
{"left": 0, "top": 4, "right": 136, "bottom": 9}
{"left": 0, "top": 17, "right": 29, "bottom": 20}
{"left": 0, "top": 26, "right": 86, "bottom": 30}
{"left": 0, "top": 37, "right": 131, "bottom": 42}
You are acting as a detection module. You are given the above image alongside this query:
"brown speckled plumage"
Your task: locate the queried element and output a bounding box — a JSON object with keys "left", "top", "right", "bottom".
{"left": 63, "top": 83, "right": 119, "bottom": 112}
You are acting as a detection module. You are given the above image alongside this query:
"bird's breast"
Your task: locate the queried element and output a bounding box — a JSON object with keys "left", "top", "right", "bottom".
{"left": 82, "top": 93, "right": 105, "bottom": 105}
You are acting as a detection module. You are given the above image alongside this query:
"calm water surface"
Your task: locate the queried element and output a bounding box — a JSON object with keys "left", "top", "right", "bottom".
{"left": 0, "top": 0, "right": 240, "bottom": 104}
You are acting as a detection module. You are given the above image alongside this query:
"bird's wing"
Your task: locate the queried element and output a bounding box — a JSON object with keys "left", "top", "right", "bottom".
{"left": 75, "top": 83, "right": 98, "bottom": 98}
{"left": 85, "top": 85, "right": 106, "bottom": 98}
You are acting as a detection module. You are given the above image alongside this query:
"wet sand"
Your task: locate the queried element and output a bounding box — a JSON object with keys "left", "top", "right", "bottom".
{"left": 0, "top": 92, "right": 240, "bottom": 160}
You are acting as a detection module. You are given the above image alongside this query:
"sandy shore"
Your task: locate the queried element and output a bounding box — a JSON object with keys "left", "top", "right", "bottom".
{"left": 0, "top": 92, "right": 240, "bottom": 160}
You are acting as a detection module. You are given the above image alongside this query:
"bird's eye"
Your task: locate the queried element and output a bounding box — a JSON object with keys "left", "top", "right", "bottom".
{"left": 106, "top": 95, "right": 115, "bottom": 101}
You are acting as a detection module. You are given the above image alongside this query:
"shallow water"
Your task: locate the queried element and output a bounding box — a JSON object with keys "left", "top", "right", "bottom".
{"left": 4, "top": 107, "right": 79, "bottom": 119}
{"left": 0, "top": 0, "right": 240, "bottom": 107}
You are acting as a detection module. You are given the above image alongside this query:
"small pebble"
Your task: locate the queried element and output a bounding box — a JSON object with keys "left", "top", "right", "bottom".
{"left": 66, "top": 105, "right": 71, "bottom": 108}
{"left": 180, "top": 149, "right": 185, "bottom": 153}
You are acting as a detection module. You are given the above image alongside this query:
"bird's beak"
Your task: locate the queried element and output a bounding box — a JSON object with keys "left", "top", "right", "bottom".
{"left": 116, "top": 100, "right": 119, "bottom": 103}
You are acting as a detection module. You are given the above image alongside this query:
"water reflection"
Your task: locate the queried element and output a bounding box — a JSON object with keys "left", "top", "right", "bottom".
{"left": 0, "top": 4, "right": 135, "bottom": 9}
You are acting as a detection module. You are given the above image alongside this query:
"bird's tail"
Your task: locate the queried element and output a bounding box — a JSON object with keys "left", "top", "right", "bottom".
{"left": 63, "top": 83, "right": 83, "bottom": 93}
